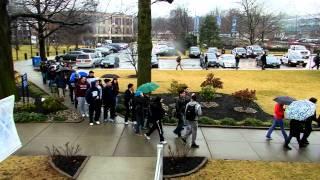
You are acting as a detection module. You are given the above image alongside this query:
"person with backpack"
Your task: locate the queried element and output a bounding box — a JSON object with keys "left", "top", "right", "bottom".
{"left": 86, "top": 81, "right": 102, "bottom": 126}
{"left": 124, "top": 83, "right": 135, "bottom": 125}
{"left": 144, "top": 97, "right": 167, "bottom": 144}
{"left": 173, "top": 90, "right": 188, "bottom": 137}
{"left": 312, "top": 53, "right": 320, "bottom": 70}
{"left": 181, "top": 94, "right": 202, "bottom": 148}
{"left": 176, "top": 56, "right": 183, "bottom": 70}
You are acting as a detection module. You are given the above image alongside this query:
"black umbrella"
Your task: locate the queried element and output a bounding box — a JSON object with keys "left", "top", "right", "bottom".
{"left": 273, "top": 96, "right": 296, "bottom": 105}
{"left": 101, "top": 74, "right": 120, "bottom": 79}
{"left": 56, "top": 67, "right": 74, "bottom": 72}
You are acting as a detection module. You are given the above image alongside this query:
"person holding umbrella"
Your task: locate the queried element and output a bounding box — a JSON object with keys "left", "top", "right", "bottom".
{"left": 284, "top": 99, "right": 317, "bottom": 150}
{"left": 301, "top": 97, "right": 318, "bottom": 145}
{"left": 266, "top": 96, "right": 296, "bottom": 140}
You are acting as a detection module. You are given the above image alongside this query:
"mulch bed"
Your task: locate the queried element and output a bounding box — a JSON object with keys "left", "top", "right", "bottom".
{"left": 157, "top": 93, "right": 272, "bottom": 121}
{"left": 164, "top": 157, "right": 207, "bottom": 178}
{"left": 50, "top": 155, "right": 87, "bottom": 178}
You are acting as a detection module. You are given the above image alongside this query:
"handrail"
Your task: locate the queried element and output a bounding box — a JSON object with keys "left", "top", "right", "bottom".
{"left": 154, "top": 144, "right": 164, "bottom": 180}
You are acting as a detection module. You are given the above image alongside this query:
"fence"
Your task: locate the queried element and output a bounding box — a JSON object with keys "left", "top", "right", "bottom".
{"left": 154, "top": 144, "right": 164, "bottom": 180}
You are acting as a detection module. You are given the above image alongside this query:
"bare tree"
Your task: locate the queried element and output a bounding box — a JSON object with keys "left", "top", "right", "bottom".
{"left": 237, "top": 0, "right": 262, "bottom": 45}
{"left": 10, "top": 0, "right": 98, "bottom": 60}
{"left": 258, "top": 12, "right": 282, "bottom": 42}
{"left": 126, "top": 43, "right": 138, "bottom": 75}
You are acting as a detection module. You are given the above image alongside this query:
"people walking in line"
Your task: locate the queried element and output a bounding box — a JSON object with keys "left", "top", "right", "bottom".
{"left": 173, "top": 90, "right": 188, "bottom": 137}
{"left": 144, "top": 97, "right": 167, "bottom": 144}
{"left": 124, "top": 83, "right": 135, "bottom": 125}
{"left": 102, "top": 79, "right": 116, "bottom": 122}
{"left": 261, "top": 52, "right": 267, "bottom": 70}
{"left": 312, "top": 53, "right": 320, "bottom": 70}
{"left": 284, "top": 119, "right": 305, "bottom": 150}
{"left": 55, "top": 72, "right": 67, "bottom": 98}
{"left": 86, "top": 81, "right": 102, "bottom": 126}
{"left": 112, "top": 77, "right": 120, "bottom": 107}
{"left": 235, "top": 54, "right": 240, "bottom": 70}
{"left": 181, "top": 94, "right": 202, "bottom": 148}
{"left": 204, "top": 54, "right": 208, "bottom": 70}
{"left": 266, "top": 103, "right": 288, "bottom": 141}
{"left": 301, "top": 97, "right": 318, "bottom": 145}
{"left": 75, "top": 77, "right": 90, "bottom": 117}
{"left": 134, "top": 91, "right": 145, "bottom": 135}
{"left": 176, "top": 56, "right": 183, "bottom": 70}
{"left": 40, "top": 61, "right": 48, "bottom": 84}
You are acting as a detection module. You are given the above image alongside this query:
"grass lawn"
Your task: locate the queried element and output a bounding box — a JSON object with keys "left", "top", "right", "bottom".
{"left": 177, "top": 160, "right": 320, "bottom": 180}
{"left": 0, "top": 156, "right": 68, "bottom": 179}
{"left": 93, "top": 70, "right": 320, "bottom": 114}
{"left": 12, "top": 45, "right": 83, "bottom": 61}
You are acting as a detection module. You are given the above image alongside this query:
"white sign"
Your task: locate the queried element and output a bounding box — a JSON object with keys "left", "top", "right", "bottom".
{"left": 0, "top": 95, "right": 22, "bottom": 162}
{"left": 31, "top": 36, "right": 37, "bottom": 44}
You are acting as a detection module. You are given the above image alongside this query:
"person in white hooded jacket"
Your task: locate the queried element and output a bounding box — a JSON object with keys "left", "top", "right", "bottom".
{"left": 182, "top": 93, "right": 202, "bottom": 148}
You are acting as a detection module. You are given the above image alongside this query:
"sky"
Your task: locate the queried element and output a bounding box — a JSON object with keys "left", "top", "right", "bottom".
{"left": 98, "top": 0, "right": 320, "bottom": 17}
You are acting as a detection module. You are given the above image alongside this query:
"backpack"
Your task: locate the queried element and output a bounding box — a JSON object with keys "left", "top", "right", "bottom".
{"left": 185, "top": 104, "right": 197, "bottom": 121}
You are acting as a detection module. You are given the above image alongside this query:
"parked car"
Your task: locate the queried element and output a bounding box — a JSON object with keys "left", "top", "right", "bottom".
{"left": 246, "top": 45, "right": 264, "bottom": 58}
{"left": 151, "top": 54, "right": 159, "bottom": 68}
{"left": 95, "top": 47, "right": 112, "bottom": 57}
{"left": 189, "top": 46, "right": 201, "bottom": 58}
{"left": 256, "top": 55, "right": 281, "bottom": 68}
{"left": 218, "top": 54, "right": 236, "bottom": 68}
{"left": 104, "top": 45, "right": 119, "bottom": 53}
{"left": 55, "top": 51, "right": 86, "bottom": 61}
{"left": 76, "top": 48, "right": 96, "bottom": 53}
{"left": 153, "top": 44, "right": 170, "bottom": 55}
{"left": 76, "top": 53, "right": 103, "bottom": 68}
{"left": 100, "top": 54, "right": 120, "bottom": 68}
{"left": 288, "top": 45, "right": 310, "bottom": 59}
{"left": 206, "top": 53, "right": 219, "bottom": 67}
{"left": 108, "top": 43, "right": 122, "bottom": 52}
{"left": 207, "top": 47, "right": 221, "bottom": 57}
{"left": 232, "top": 47, "right": 247, "bottom": 58}
{"left": 280, "top": 52, "right": 308, "bottom": 67}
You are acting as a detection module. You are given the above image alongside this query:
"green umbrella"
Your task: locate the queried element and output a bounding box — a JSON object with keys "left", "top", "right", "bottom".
{"left": 137, "top": 82, "right": 160, "bottom": 93}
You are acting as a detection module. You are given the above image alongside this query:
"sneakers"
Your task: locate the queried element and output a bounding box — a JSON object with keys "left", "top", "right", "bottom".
{"left": 82, "top": 114, "right": 86, "bottom": 118}
{"left": 124, "top": 122, "right": 129, "bottom": 125}
{"left": 191, "top": 144, "right": 199, "bottom": 148}
{"left": 160, "top": 141, "right": 167, "bottom": 145}
{"left": 89, "top": 123, "right": 94, "bottom": 126}
{"left": 266, "top": 136, "right": 272, "bottom": 140}
{"left": 283, "top": 144, "right": 292, "bottom": 150}
{"left": 95, "top": 121, "right": 100, "bottom": 125}
{"left": 144, "top": 134, "right": 151, "bottom": 140}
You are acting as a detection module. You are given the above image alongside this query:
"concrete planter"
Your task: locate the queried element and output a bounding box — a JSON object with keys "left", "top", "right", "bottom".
{"left": 49, "top": 156, "right": 90, "bottom": 179}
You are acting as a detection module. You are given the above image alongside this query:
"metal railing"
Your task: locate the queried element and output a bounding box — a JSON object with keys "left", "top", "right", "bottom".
{"left": 154, "top": 144, "right": 164, "bottom": 180}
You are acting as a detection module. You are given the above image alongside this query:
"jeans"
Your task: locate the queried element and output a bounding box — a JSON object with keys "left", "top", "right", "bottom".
{"left": 77, "top": 97, "right": 87, "bottom": 115}
{"left": 135, "top": 112, "right": 144, "bottom": 134}
{"left": 184, "top": 120, "right": 198, "bottom": 144}
{"left": 173, "top": 113, "right": 184, "bottom": 136}
{"left": 266, "top": 119, "right": 288, "bottom": 140}
{"left": 104, "top": 103, "right": 116, "bottom": 120}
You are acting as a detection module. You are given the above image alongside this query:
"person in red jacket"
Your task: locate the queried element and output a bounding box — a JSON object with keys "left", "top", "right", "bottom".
{"left": 75, "top": 76, "right": 90, "bottom": 117}
{"left": 266, "top": 103, "right": 288, "bottom": 141}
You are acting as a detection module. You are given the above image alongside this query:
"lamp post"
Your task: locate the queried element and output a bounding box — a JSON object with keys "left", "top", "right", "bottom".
{"left": 137, "top": 0, "right": 174, "bottom": 86}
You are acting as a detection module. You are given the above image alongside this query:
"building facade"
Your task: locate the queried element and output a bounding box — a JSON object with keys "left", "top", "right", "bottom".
{"left": 94, "top": 12, "right": 134, "bottom": 43}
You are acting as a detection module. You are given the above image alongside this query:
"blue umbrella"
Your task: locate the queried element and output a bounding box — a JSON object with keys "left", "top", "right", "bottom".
{"left": 285, "top": 100, "right": 316, "bottom": 121}
{"left": 69, "top": 71, "right": 88, "bottom": 82}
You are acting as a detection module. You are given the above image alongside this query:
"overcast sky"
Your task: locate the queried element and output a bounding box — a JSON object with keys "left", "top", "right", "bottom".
{"left": 99, "top": 0, "right": 320, "bottom": 17}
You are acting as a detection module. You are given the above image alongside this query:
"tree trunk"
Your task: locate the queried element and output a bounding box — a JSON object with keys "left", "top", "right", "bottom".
{"left": 137, "top": 0, "right": 152, "bottom": 87}
{"left": 0, "top": 0, "right": 17, "bottom": 99}
{"left": 38, "top": 24, "right": 46, "bottom": 60}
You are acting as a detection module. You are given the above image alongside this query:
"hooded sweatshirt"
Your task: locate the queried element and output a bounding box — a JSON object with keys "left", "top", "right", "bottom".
{"left": 75, "top": 81, "right": 90, "bottom": 97}
{"left": 86, "top": 81, "right": 101, "bottom": 105}
{"left": 185, "top": 100, "right": 202, "bottom": 121}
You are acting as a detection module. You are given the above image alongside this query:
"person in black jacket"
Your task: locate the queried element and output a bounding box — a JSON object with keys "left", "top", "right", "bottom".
{"left": 284, "top": 119, "right": 305, "bottom": 150}
{"left": 124, "top": 83, "right": 135, "bottom": 125}
{"left": 173, "top": 90, "right": 188, "bottom": 137}
{"left": 144, "top": 97, "right": 167, "bottom": 144}
{"left": 261, "top": 52, "right": 267, "bottom": 70}
{"left": 134, "top": 91, "right": 145, "bottom": 135}
{"left": 40, "top": 61, "right": 48, "bottom": 84}
{"left": 301, "top": 97, "right": 317, "bottom": 145}
{"left": 112, "top": 78, "right": 120, "bottom": 108}
{"left": 86, "top": 81, "right": 102, "bottom": 126}
{"left": 103, "top": 79, "right": 116, "bottom": 122}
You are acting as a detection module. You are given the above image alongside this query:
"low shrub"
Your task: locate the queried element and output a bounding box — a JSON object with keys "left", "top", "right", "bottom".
{"left": 42, "top": 96, "right": 67, "bottom": 114}
{"left": 14, "top": 103, "right": 36, "bottom": 113}
{"left": 168, "top": 80, "right": 188, "bottom": 95}
{"left": 232, "top": 89, "right": 257, "bottom": 109}
{"left": 52, "top": 116, "right": 67, "bottom": 122}
{"left": 14, "top": 112, "right": 47, "bottom": 123}
{"left": 199, "top": 85, "right": 216, "bottom": 102}
{"left": 198, "top": 116, "right": 221, "bottom": 125}
{"left": 241, "top": 118, "right": 264, "bottom": 126}
{"left": 200, "top": 73, "right": 223, "bottom": 89}
{"left": 220, "top": 118, "right": 237, "bottom": 126}
{"left": 28, "top": 82, "right": 48, "bottom": 97}
{"left": 163, "top": 116, "right": 178, "bottom": 124}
